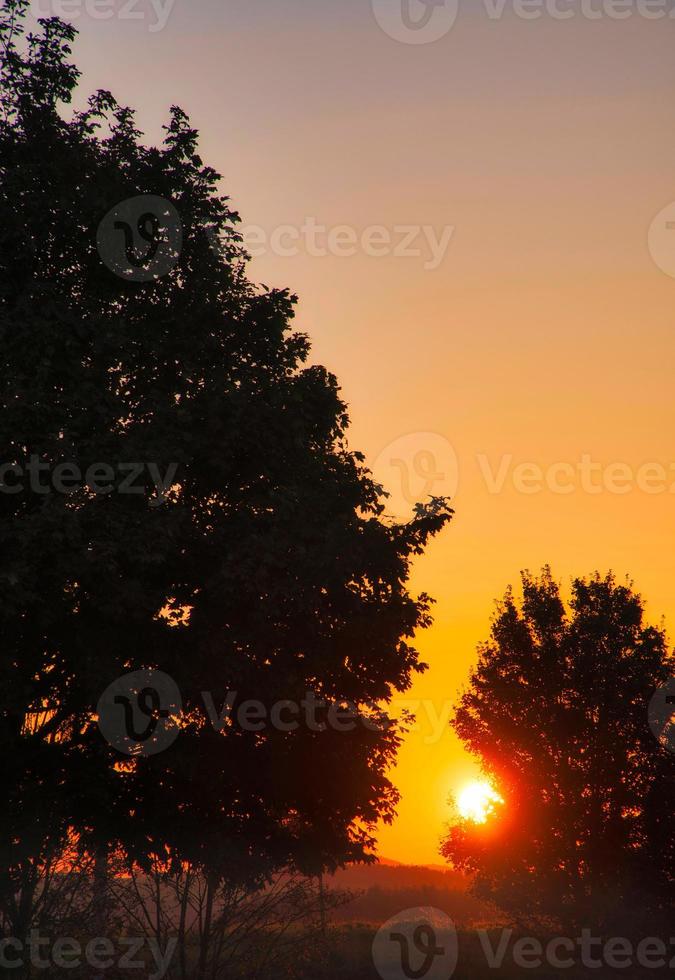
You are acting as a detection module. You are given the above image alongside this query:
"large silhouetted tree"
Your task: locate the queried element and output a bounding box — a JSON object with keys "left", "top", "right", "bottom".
{"left": 442, "top": 568, "right": 673, "bottom": 932}
{"left": 0, "top": 0, "right": 453, "bottom": 940}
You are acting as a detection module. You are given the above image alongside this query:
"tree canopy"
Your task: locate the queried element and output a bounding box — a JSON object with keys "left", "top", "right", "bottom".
{"left": 0, "top": 0, "right": 453, "bottom": 935}
{"left": 442, "top": 568, "right": 674, "bottom": 932}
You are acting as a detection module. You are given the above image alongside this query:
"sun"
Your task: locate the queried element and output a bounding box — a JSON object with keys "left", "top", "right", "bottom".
{"left": 455, "top": 780, "right": 504, "bottom": 824}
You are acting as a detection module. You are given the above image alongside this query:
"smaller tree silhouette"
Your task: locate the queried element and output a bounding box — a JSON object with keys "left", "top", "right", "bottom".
{"left": 442, "top": 568, "right": 674, "bottom": 932}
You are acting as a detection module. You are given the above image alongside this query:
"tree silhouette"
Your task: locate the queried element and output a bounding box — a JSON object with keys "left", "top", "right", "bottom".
{"left": 442, "top": 568, "right": 674, "bottom": 932}
{"left": 0, "top": 0, "right": 453, "bottom": 940}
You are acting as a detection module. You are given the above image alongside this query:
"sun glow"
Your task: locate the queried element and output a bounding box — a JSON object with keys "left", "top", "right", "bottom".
{"left": 456, "top": 780, "right": 504, "bottom": 824}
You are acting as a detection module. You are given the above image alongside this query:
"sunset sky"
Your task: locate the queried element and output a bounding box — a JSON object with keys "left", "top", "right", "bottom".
{"left": 48, "top": 0, "right": 675, "bottom": 864}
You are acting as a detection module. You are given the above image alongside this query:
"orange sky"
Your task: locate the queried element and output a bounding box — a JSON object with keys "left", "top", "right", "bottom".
{"left": 50, "top": 0, "right": 675, "bottom": 864}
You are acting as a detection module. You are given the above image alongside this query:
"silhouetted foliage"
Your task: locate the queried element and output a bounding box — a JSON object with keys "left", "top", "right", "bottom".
{"left": 442, "top": 568, "right": 674, "bottom": 932}
{"left": 0, "top": 0, "right": 453, "bottom": 941}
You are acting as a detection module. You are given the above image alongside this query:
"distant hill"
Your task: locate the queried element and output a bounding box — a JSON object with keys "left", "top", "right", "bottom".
{"left": 325, "top": 860, "right": 505, "bottom": 928}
